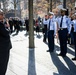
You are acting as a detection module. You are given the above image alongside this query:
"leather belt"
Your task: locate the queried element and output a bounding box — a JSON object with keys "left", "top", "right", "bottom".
{"left": 59, "top": 28, "right": 67, "bottom": 30}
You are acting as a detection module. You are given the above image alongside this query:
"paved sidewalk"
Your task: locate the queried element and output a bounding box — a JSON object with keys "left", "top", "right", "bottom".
{"left": 6, "top": 31, "right": 76, "bottom": 75}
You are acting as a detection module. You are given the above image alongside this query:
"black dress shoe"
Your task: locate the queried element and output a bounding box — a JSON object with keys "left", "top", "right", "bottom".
{"left": 43, "top": 40, "right": 46, "bottom": 42}
{"left": 72, "top": 57, "right": 76, "bottom": 60}
{"left": 50, "top": 50, "right": 54, "bottom": 53}
{"left": 57, "top": 53, "right": 66, "bottom": 57}
{"left": 62, "top": 55, "right": 66, "bottom": 57}
{"left": 57, "top": 53, "right": 62, "bottom": 56}
{"left": 47, "top": 50, "right": 50, "bottom": 52}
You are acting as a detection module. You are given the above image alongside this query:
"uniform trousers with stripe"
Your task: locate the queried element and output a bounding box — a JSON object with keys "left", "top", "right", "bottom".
{"left": 58, "top": 28, "right": 68, "bottom": 56}
{"left": 48, "top": 30, "right": 54, "bottom": 52}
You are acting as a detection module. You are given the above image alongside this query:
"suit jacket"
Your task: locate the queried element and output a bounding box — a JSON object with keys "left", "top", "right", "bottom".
{"left": 0, "top": 22, "right": 12, "bottom": 52}
{"left": 25, "top": 19, "right": 29, "bottom": 26}
{"left": 9, "top": 20, "right": 13, "bottom": 26}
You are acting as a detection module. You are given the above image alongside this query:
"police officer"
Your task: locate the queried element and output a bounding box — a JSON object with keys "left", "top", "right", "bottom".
{"left": 47, "top": 12, "right": 57, "bottom": 52}
{"left": 57, "top": 8, "right": 71, "bottom": 57}
{"left": 43, "top": 15, "right": 48, "bottom": 42}
{"left": 71, "top": 13, "right": 76, "bottom": 60}
{"left": 0, "top": 9, "right": 12, "bottom": 75}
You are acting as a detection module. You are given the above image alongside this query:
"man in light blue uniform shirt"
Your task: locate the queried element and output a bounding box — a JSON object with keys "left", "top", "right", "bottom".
{"left": 47, "top": 12, "right": 57, "bottom": 52}
{"left": 71, "top": 13, "right": 76, "bottom": 60}
{"left": 57, "top": 8, "right": 71, "bottom": 57}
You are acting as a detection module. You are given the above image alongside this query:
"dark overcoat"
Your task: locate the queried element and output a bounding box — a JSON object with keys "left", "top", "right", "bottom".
{"left": 0, "top": 22, "right": 12, "bottom": 52}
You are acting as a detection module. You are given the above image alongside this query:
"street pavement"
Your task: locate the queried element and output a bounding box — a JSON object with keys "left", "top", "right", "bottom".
{"left": 6, "top": 31, "right": 76, "bottom": 75}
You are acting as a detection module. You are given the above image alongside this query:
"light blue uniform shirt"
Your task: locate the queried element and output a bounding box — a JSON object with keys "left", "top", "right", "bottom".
{"left": 57, "top": 15, "right": 71, "bottom": 34}
{"left": 43, "top": 18, "right": 48, "bottom": 25}
{"left": 47, "top": 18, "right": 57, "bottom": 35}
{"left": 71, "top": 20, "right": 76, "bottom": 32}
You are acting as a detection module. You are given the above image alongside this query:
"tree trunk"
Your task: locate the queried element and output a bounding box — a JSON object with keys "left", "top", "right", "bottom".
{"left": 50, "top": 0, "right": 52, "bottom": 12}
{"left": 47, "top": 0, "right": 49, "bottom": 13}
{"left": 14, "top": 0, "right": 16, "bottom": 17}
{"left": 13, "top": 0, "right": 17, "bottom": 17}
{"left": 63, "top": 0, "right": 66, "bottom": 8}
{"left": 14, "top": 7, "right": 16, "bottom": 17}
{"left": 28, "top": 0, "right": 35, "bottom": 48}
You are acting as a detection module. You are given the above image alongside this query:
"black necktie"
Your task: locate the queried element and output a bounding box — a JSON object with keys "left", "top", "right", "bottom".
{"left": 60, "top": 16, "right": 63, "bottom": 28}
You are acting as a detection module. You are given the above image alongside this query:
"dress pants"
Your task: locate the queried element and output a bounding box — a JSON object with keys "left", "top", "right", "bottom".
{"left": 0, "top": 51, "right": 10, "bottom": 75}
{"left": 43, "top": 25, "right": 47, "bottom": 42}
{"left": 70, "top": 32, "right": 74, "bottom": 45}
{"left": 58, "top": 28, "right": 68, "bottom": 56}
{"left": 73, "top": 32, "right": 76, "bottom": 57}
{"left": 48, "top": 30, "right": 54, "bottom": 52}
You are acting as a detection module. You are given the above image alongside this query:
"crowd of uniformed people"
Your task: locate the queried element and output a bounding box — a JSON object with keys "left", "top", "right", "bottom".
{"left": 22, "top": 8, "right": 76, "bottom": 61}
{"left": 42, "top": 8, "right": 76, "bottom": 61}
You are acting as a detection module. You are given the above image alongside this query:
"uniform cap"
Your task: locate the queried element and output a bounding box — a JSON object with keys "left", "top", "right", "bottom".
{"left": 48, "top": 11, "right": 54, "bottom": 15}
{"left": 61, "top": 8, "right": 67, "bottom": 12}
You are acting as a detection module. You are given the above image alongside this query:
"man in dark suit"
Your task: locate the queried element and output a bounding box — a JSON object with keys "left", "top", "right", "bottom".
{"left": 0, "top": 9, "right": 12, "bottom": 75}
{"left": 9, "top": 18, "right": 14, "bottom": 34}
{"left": 25, "top": 17, "right": 29, "bottom": 34}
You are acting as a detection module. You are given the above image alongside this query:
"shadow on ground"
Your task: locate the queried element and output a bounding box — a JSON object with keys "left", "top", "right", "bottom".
{"left": 50, "top": 45, "right": 76, "bottom": 75}
{"left": 28, "top": 48, "right": 36, "bottom": 75}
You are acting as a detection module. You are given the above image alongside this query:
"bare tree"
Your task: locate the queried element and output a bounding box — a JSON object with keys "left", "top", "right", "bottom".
{"left": 0, "top": 0, "right": 10, "bottom": 14}
{"left": 33, "top": 0, "right": 48, "bottom": 16}
{"left": 11, "top": 0, "right": 22, "bottom": 17}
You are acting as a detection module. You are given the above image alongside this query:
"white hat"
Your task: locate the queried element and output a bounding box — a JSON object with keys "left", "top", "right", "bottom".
{"left": 61, "top": 8, "right": 67, "bottom": 11}
{"left": 49, "top": 11, "right": 54, "bottom": 15}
